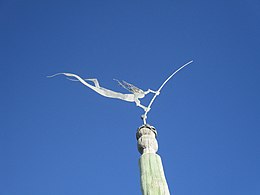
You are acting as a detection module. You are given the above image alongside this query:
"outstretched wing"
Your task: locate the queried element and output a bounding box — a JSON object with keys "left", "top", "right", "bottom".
{"left": 114, "top": 79, "right": 144, "bottom": 94}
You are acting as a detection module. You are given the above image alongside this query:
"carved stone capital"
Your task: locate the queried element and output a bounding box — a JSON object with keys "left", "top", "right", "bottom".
{"left": 136, "top": 124, "right": 158, "bottom": 154}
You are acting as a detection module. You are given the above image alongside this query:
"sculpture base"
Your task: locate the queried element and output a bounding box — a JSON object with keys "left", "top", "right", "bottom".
{"left": 139, "top": 153, "right": 170, "bottom": 195}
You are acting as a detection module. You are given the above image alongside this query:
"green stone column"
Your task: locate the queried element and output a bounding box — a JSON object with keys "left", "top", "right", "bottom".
{"left": 136, "top": 125, "right": 170, "bottom": 195}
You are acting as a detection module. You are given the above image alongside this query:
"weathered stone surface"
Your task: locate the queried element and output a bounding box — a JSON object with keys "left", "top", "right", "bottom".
{"left": 137, "top": 125, "right": 170, "bottom": 195}
{"left": 136, "top": 124, "right": 158, "bottom": 154}
{"left": 139, "top": 153, "right": 170, "bottom": 195}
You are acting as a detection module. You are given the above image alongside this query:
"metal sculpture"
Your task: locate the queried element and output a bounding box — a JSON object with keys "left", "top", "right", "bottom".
{"left": 48, "top": 60, "right": 192, "bottom": 124}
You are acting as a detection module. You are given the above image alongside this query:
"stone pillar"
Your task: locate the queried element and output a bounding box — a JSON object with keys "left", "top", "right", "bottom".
{"left": 136, "top": 124, "right": 170, "bottom": 195}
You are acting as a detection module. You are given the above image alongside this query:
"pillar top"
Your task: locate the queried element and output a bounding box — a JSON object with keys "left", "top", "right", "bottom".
{"left": 136, "top": 124, "right": 158, "bottom": 154}
{"left": 137, "top": 124, "right": 157, "bottom": 137}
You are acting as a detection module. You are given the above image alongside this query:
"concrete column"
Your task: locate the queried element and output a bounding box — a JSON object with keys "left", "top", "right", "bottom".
{"left": 136, "top": 124, "right": 170, "bottom": 195}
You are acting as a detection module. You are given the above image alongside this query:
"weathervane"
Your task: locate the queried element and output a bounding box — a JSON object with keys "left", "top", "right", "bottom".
{"left": 48, "top": 60, "right": 192, "bottom": 124}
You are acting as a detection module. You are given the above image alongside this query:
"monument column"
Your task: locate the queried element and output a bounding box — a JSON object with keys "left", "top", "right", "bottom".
{"left": 136, "top": 124, "right": 170, "bottom": 195}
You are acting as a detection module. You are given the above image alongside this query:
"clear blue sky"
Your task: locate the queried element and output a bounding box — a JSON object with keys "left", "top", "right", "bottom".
{"left": 1, "top": 0, "right": 260, "bottom": 194}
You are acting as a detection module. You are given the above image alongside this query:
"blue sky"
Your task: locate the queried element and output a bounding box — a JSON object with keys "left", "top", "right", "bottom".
{"left": 1, "top": 0, "right": 260, "bottom": 194}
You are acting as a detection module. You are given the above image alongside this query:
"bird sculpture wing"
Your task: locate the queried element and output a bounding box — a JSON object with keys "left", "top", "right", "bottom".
{"left": 114, "top": 79, "right": 144, "bottom": 94}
